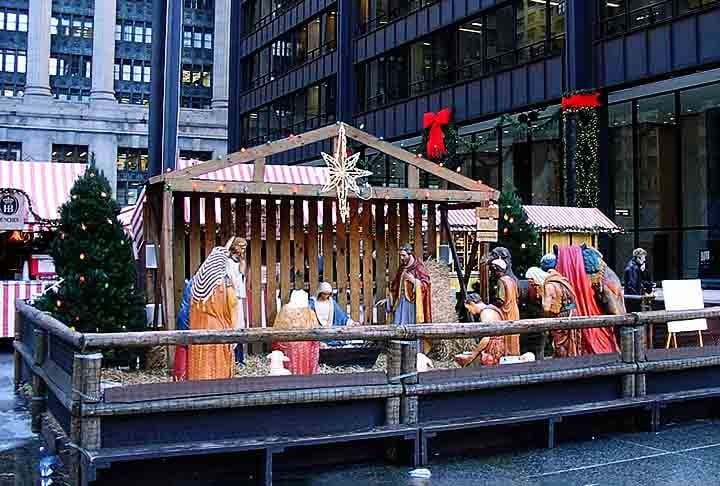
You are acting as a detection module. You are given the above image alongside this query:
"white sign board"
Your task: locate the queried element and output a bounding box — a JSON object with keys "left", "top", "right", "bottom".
{"left": 0, "top": 191, "right": 26, "bottom": 231}
{"left": 662, "top": 279, "right": 708, "bottom": 334}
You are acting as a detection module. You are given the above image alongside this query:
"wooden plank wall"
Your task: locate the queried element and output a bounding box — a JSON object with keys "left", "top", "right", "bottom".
{"left": 176, "top": 194, "right": 473, "bottom": 329}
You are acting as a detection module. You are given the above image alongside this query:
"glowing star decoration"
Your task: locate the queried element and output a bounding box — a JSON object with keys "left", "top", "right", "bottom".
{"left": 320, "top": 124, "right": 372, "bottom": 222}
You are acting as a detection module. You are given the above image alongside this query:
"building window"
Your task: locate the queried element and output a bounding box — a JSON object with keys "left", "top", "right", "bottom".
{"left": 183, "top": 26, "right": 213, "bottom": 49}
{"left": 357, "top": 0, "right": 564, "bottom": 111}
{"left": 117, "top": 147, "right": 149, "bottom": 206}
{"left": 52, "top": 145, "right": 89, "bottom": 164}
{"left": 0, "top": 49, "right": 26, "bottom": 74}
{"left": 184, "top": 0, "right": 214, "bottom": 9}
{"left": 240, "top": 78, "right": 336, "bottom": 146}
{"left": 241, "top": 10, "right": 337, "bottom": 90}
{"left": 51, "top": 14, "right": 93, "bottom": 38}
{"left": 597, "top": 0, "right": 718, "bottom": 38}
{"left": 241, "top": 0, "right": 303, "bottom": 34}
{"left": 358, "top": 0, "right": 436, "bottom": 34}
{"left": 116, "top": 21, "right": 152, "bottom": 44}
{"left": 0, "top": 141, "right": 21, "bottom": 160}
{"left": 0, "top": 8, "right": 28, "bottom": 32}
{"left": 116, "top": 91, "right": 149, "bottom": 105}
{"left": 49, "top": 54, "right": 92, "bottom": 78}
{"left": 179, "top": 150, "right": 213, "bottom": 161}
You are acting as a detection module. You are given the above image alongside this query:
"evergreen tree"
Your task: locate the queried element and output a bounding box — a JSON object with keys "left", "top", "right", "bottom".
{"left": 496, "top": 190, "right": 542, "bottom": 278}
{"left": 38, "top": 162, "right": 145, "bottom": 333}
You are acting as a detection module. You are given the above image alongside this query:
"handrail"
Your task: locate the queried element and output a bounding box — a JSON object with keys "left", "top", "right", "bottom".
{"left": 78, "top": 307, "right": 720, "bottom": 349}
{"left": 16, "top": 297, "right": 720, "bottom": 351}
{"left": 16, "top": 300, "right": 84, "bottom": 350}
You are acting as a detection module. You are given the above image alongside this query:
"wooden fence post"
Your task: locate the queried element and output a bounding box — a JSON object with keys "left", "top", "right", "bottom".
{"left": 634, "top": 323, "right": 647, "bottom": 397}
{"left": 619, "top": 326, "right": 636, "bottom": 398}
{"left": 400, "top": 340, "right": 418, "bottom": 425}
{"left": 14, "top": 307, "right": 23, "bottom": 389}
{"left": 385, "top": 341, "right": 401, "bottom": 426}
{"left": 31, "top": 328, "right": 47, "bottom": 433}
{"left": 71, "top": 353, "right": 103, "bottom": 450}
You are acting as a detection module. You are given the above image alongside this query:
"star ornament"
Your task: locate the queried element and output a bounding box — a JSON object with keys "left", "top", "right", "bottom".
{"left": 320, "top": 125, "right": 372, "bottom": 222}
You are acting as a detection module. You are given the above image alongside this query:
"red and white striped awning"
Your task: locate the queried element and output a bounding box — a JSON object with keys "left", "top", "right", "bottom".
{"left": 0, "top": 281, "right": 46, "bottom": 338}
{"left": 523, "top": 205, "right": 621, "bottom": 233}
{"left": 0, "top": 160, "right": 86, "bottom": 229}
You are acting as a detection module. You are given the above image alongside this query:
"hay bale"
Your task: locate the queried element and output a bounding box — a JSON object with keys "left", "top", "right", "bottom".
{"left": 144, "top": 346, "right": 167, "bottom": 371}
{"left": 424, "top": 259, "right": 472, "bottom": 364}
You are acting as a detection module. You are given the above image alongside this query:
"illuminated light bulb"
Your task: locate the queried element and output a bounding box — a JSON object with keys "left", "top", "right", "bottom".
{"left": 56, "top": 300, "right": 62, "bottom": 307}
{"left": 509, "top": 218, "right": 514, "bottom": 224}
{"left": 521, "top": 244, "right": 526, "bottom": 249}
{"left": 241, "top": 148, "right": 246, "bottom": 152}
{"left": 79, "top": 275, "right": 85, "bottom": 283}
{"left": 101, "top": 192, "right": 107, "bottom": 198}
{"left": 81, "top": 223, "right": 87, "bottom": 230}
{"left": 503, "top": 214, "right": 509, "bottom": 221}
{"left": 79, "top": 253, "right": 86, "bottom": 260}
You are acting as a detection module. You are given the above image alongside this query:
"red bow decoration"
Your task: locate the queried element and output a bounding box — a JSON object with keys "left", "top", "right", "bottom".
{"left": 423, "top": 108, "right": 452, "bottom": 160}
{"left": 561, "top": 92, "right": 602, "bottom": 110}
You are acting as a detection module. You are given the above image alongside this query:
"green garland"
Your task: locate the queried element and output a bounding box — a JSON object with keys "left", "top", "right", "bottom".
{"left": 561, "top": 89, "right": 601, "bottom": 208}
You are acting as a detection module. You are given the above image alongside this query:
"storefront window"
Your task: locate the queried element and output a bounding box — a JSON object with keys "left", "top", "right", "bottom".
{"left": 609, "top": 102, "right": 634, "bottom": 232}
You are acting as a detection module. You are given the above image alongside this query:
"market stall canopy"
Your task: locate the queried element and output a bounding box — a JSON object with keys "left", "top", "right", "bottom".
{"left": 0, "top": 160, "right": 86, "bottom": 230}
{"left": 523, "top": 205, "right": 621, "bottom": 234}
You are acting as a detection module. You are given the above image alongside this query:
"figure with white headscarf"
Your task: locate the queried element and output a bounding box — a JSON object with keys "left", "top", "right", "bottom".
{"left": 527, "top": 264, "right": 581, "bottom": 358}
{"left": 188, "top": 247, "right": 238, "bottom": 381}
{"left": 310, "top": 282, "right": 357, "bottom": 328}
{"left": 226, "top": 237, "right": 248, "bottom": 364}
{"left": 489, "top": 254, "right": 520, "bottom": 356}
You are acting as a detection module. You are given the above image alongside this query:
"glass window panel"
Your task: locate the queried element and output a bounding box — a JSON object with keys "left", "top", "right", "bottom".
{"left": 17, "top": 53, "right": 25, "bottom": 73}
{"left": 458, "top": 19, "right": 484, "bottom": 80}
{"left": 638, "top": 229, "right": 680, "bottom": 280}
{"left": 133, "top": 65, "right": 142, "bottom": 81}
{"left": 637, "top": 94, "right": 678, "bottom": 230}
{"left": 194, "top": 32, "right": 202, "bottom": 48}
{"left": 485, "top": 4, "right": 515, "bottom": 71}
{"left": 204, "top": 32, "right": 212, "bottom": 49}
{"left": 609, "top": 101, "right": 634, "bottom": 230}
{"left": 50, "top": 16, "right": 57, "bottom": 35}
{"left": 516, "top": 0, "right": 547, "bottom": 62}
{"left": 307, "top": 17, "right": 321, "bottom": 55}
{"left": 123, "top": 23, "right": 132, "bottom": 41}
{"left": 4, "top": 53, "right": 14, "bottom": 73}
{"left": 115, "top": 24, "right": 122, "bottom": 40}
{"left": 122, "top": 64, "right": 131, "bottom": 80}
{"left": 18, "top": 14, "right": 27, "bottom": 32}
{"left": 134, "top": 25, "right": 143, "bottom": 42}
{"left": 145, "top": 26, "right": 152, "bottom": 43}
{"left": 6, "top": 12, "right": 16, "bottom": 31}
{"left": 143, "top": 66, "right": 151, "bottom": 82}
{"left": 680, "top": 83, "right": 720, "bottom": 229}
{"left": 183, "top": 30, "right": 192, "bottom": 47}
{"left": 49, "top": 57, "right": 57, "bottom": 76}
{"left": 0, "top": 12, "right": 5, "bottom": 30}
{"left": 529, "top": 106, "right": 562, "bottom": 205}
{"left": 114, "top": 64, "right": 120, "bottom": 80}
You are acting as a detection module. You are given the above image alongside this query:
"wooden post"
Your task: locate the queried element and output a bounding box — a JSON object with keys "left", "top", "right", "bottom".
{"left": 204, "top": 196, "right": 217, "bottom": 254}
{"left": 266, "top": 199, "right": 278, "bottom": 326}
{"left": 322, "top": 199, "right": 335, "bottom": 288}
{"left": 400, "top": 340, "right": 418, "bottom": 425}
{"left": 387, "top": 202, "right": 399, "bottom": 277}
{"left": 172, "top": 196, "right": 186, "bottom": 313}
{"left": 413, "top": 203, "right": 423, "bottom": 260}
{"left": 398, "top": 202, "right": 410, "bottom": 247}
{"left": 31, "top": 329, "right": 47, "bottom": 433}
{"left": 362, "top": 201, "right": 374, "bottom": 325}
{"left": 385, "top": 341, "right": 402, "bottom": 426}
{"left": 254, "top": 157, "right": 266, "bottom": 183}
{"left": 620, "top": 326, "right": 636, "bottom": 398}
{"left": 293, "top": 199, "right": 306, "bottom": 290}
{"left": 250, "top": 198, "right": 263, "bottom": 328}
{"left": 427, "top": 204, "right": 437, "bottom": 261}
{"left": 236, "top": 198, "right": 247, "bottom": 238}
{"left": 336, "top": 206, "right": 348, "bottom": 309}
{"left": 279, "top": 199, "right": 291, "bottom": 304}
{"left": 161, "top": 190, "right": 177, "bottom": 368}
{"left": 441, "top": 206, "right": 468, "bottom": 305}
{"left": 375, "top": 201, "right": 387, "bottom": 324}
{"left": 189, "top": 195, "right": 201, "bottom": 274}
{"left": 71, "top": 353, "right": 102, "bottom": 450}
{"left": 220, "top": 196, "right": 233, "bottom": 244}
{"left": 307, "top": 200, "right": 319, "bottom": 291}
{"left": 634, "top": 324, "right": 647, "bottom": 397}
{"left": 349, "top": 199, "right": 361, "bottom": 320}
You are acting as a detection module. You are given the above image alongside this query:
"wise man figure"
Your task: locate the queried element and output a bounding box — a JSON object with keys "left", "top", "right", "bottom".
{"left": 226, "top": 237, "right": 248, "bottom": 364}
{"left": 527, "top": 265, "right": 581, "bottom": 358}
{"left": 624, "top": 248, "right": 654, "bottom": 296}
{"left": 489, "top": 257, "right": 520, "bottom": 356}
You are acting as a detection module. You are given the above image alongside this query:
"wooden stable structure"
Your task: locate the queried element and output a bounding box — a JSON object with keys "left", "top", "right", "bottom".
{"left": 145, "top": 123, "right": 499, "bottom": 329}
{"left": 15, "top": 300, "right": 720, "bottom": 485}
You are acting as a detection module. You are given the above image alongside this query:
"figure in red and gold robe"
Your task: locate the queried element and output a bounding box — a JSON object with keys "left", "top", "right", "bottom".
{"left": 489, "top": 255, "right": 520, "bottom": 356}
{"left": 556, "top": 245, "right": 620, "bottom": 354}
{"left": 385, "top": 244, "right": 432, "bottom": 351}
{"left": 455, "top": 293, "right": 508, "bottom": 367}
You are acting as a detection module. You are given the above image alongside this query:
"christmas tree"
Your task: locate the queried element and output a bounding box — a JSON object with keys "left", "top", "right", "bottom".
{"left": 38, "top": 162, "right": 146, "bottom": 333}
{"left": 496, "top": 190, "right": 542, "bottom": 278}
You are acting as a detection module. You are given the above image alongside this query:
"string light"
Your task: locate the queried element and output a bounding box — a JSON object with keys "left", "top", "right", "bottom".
{"left": 562, "top": 90, "right": 601, "bottom": 208}
{"left": 79, "top": 253, "right": 86, "bottom": 261}
{"left": 79, "top": 275, "right": 85, "bottom": 283}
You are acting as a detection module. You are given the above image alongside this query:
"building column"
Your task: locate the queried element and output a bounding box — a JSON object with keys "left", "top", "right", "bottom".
{"left": 211, "top": 0, "right": 231, "bottom": 109}
{"left": 22, "top": 133, "right": 52, "bottom": 162}
{"left": 24, "top": 0, "right": 52, "bottom": 98}
{"left": 90, "top": 0, "right": 117, "bottom": 103}
{"left": 90, "top": 135, "right": 118, "bottom": 196}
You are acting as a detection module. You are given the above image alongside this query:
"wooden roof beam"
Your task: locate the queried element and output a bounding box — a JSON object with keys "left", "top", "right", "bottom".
{"left": 343, "top": 124, "right": 499, "bottom": 197}
{"left": 161, "top": 179, "right": 497, "bottom": 208}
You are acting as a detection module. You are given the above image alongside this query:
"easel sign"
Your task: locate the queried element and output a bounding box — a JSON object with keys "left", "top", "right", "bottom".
{"left": 662, "top": 279, "right": 707, "bottom": 348}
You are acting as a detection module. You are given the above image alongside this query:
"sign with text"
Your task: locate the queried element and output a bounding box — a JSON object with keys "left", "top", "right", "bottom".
{"left": 0, "top": 191, "right": 26, "bottom": 231}
{"left": 662, "top": 279, "right": 708, "bottom": 334}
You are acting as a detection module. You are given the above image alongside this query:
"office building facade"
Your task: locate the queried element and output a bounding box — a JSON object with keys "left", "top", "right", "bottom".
{"left": 230, "top": 0, "right": 720, "bottom": 280}
{"left": 0, "top": 0, "right": 230, "bottom": 206}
